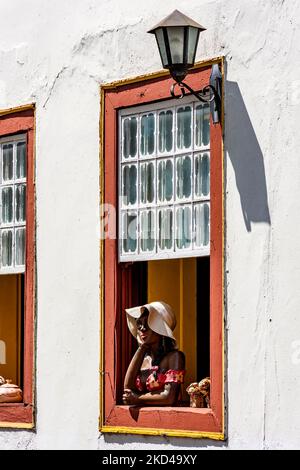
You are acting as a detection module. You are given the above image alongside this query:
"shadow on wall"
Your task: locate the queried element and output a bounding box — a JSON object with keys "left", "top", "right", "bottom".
{"left": 225, "top": 81, "right": 271, "bottom": 232}
{"left": 102, "top": 432, "right": 227, "bottom": 448}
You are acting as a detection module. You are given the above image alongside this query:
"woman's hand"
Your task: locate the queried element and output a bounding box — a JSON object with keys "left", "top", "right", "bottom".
{"left": 137, "top": 336, "right": 152, "bottom": 348}
{"left": 137, "top": 331, "right": 151, "bottom": 348}
{"left": 123, "top": 343, "right": 150, "bottom": 390}
{"left": 122, "top": 388, "right": 140, "bottom": 405}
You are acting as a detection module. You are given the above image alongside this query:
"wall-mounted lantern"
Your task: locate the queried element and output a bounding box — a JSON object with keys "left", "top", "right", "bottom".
{"left": 148, "top": 9, "right": 222, "bottom": 123}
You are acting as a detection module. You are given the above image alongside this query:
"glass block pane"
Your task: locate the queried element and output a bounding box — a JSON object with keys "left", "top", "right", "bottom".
{"left": 16, "top": 141, "right": 26, "bottom": 179}
{"left": 15, "top": 184, "right": 26, "bottom": 222}
{"left": 140, "top": 113, "right": 155, "bottom": 156}
{"left": 194, "top": 203, "right": 210, "bottom": 247}
{"left": 195, "top": 156, "right": 200, "bottom": 198}
{"left": 195, "top": 104, "right": 210, "bottom": 147}
{"left": 176, "top": 206, "right": 191, "bottom": 249}
{"left": 140, "top": 161, "right": 155, "bottom": 204}
{"left": 177, "top": 106, "right": 191, "bottom": 150}
{"left": 122, "top": 212, "right": 137, "bottom": 253}
{"left": 140, "top": 210, "right": 155, "bottom": 252}
{"left": 158, "top": 208, "right": 173, "bottom": 250}
{"left": 15, "top": 228, "right": 26, "bottom": 266}
{"left": 159, "top": 110, "right": 173, "bottom": 153}
{"left": 1, "top": 186, "right": 13, "bottom": 224}
{"left": 201, "top": 153, "right": 210, "bottom": 196}
{"left": 158, "top": 159, "right": 173, "bottom": 203}
{"left": 195, "top": 153, "right": 210, "bottom": 197}
{"left": 176, "top": 155, "right": 191, "bottom": 199}
{"left": 1, "top": 230, "right": 13, "bottom": 267}
{"left": 122, "top": 164, "right": 137, "bottom": 206}
{"left": 123, "top": 117, "right": 137, "bottom": 159}
{"left": 2, "top": 144, "right": 13, "bottom": 181}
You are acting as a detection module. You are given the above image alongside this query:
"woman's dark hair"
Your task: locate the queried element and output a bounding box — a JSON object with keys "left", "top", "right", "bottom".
{"left": 141, "top": 307, "right": 177, "bottom": 366}
{"left": 152, "top": 336, "right": 176, "bottom": 366}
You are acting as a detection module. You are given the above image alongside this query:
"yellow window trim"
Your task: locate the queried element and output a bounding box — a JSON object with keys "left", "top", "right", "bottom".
{"left": 101, "top": 425, "right": 224, "bottom": 440}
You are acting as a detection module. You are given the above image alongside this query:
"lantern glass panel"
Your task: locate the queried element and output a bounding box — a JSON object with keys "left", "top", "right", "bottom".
{"left": 154, "top": 28, "right": 168, "bottom": 68}
{"left": 187, "top": 26, "right": 199, "bottom": 64}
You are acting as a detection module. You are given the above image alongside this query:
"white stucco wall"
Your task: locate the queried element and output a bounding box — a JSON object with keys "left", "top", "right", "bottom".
{"left": 0, "top": 0, "right": 299, "bottom": 450}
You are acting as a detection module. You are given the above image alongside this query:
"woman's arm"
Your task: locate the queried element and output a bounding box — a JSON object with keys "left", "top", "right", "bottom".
{"left": 123, "top": 344, "right": 148, "bottom": 390}
{"left": 123, "top": 383, "right": 179, "bottom": 406}
{"left": 123, "top": 350, "right": 185, "bottom": 406}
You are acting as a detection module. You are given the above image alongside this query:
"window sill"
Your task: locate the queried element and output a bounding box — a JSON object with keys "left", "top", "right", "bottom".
{"left": 0, "top": 402, "right": 34, "bottom": 428}
{"left": 101, "top": 404, "right": 223, "bottom": 439}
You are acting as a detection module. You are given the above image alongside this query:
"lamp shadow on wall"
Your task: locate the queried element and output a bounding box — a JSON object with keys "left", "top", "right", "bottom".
{"left": 225, "top": 81, "right": 271, "bottom": 232}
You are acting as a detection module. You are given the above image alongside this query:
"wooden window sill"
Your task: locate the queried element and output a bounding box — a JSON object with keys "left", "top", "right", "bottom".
{"left": 102, "top": 404, "right": 223, "bottom": 438}
{"left": 0, "top": 402, "right": 33, "bottom": 428}
{"left": 0, "top": 402, "right": 29, "bottom": 406}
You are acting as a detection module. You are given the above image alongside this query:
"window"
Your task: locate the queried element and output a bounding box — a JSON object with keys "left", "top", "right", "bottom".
{"left": 100, "top": 62, "right": 224, "bottom": 439}
{"left": 0, "top": 105, "right": 35, "bottom": 428}
{"left": 0, "top": 135, "right": 27, "bottom": 273}
{"left": 119, "top": 99, "right": 210, "bottom": 261}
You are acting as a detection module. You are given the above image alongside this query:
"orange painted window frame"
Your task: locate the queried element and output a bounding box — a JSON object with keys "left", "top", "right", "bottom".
{"left": 100, "top": 61, "right": 224, "bottom": 439}
{"left": 0, "top": 106, "right": 35, "bottom": 428}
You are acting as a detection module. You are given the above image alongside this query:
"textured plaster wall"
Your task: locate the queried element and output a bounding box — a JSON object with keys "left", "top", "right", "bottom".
{"left": 0, "top": 0, "right": 299, "bottom": 450}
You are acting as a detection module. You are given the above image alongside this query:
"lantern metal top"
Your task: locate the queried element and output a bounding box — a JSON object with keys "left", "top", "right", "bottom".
{"left": 148, "top": 9, "right": 206, "bottom": 34}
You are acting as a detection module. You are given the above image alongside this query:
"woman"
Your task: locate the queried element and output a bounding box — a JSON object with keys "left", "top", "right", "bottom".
{"left": 123, "top": 301, "right": 185, "bottom": 406}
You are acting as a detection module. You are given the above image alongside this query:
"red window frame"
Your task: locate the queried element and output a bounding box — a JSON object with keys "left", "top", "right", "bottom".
{"left": 100, "top": 60, "right": 224, "bottom": 439}
{"left": 0, "top": 105, "right": 35, "bottom": 428}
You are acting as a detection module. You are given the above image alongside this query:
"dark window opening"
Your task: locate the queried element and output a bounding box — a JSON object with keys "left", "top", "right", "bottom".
{"left": 0, "top": 273, "right": 25, "bottom": 389}
{"left": 116, "top": 258, "right": 210, "bottom": 405}
{"left": 196, "top": 256, "right": 210, "bottom": 381}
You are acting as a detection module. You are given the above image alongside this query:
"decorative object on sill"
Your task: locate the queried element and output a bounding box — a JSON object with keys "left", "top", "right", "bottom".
{"left": 148, "top": 10, "right": 222, "bottom": 123}
{"left": 0, "top": 378, "right": 23, "bottom": 403}
{"left": 186, "top": 377, "right": 210, "bottom": 408}
{"left": 0, "top": 376, "right": 5, "bottom": 386}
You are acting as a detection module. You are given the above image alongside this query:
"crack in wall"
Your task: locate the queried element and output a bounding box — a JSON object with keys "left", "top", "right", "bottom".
{"left": 72, "top": 19, "right": 143, "bottom": 56}
{"left": 42, "top": 66, "right": 68, "bottom": 108}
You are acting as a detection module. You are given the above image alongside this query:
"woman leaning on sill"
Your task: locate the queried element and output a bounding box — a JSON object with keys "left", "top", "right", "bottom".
{"left": 123, "top": 301, "right": 185, "bottom": 406}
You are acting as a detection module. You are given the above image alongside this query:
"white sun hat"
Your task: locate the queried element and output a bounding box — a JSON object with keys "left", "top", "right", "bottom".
{"left": 125, "top": 301, "right": 177, "bottom": 340}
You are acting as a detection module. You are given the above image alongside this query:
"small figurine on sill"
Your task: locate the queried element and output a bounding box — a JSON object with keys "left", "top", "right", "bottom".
{"left": 186, "top": 377, "right": 210, "bottom": 408}
{"left": 0, "top": 376, "right": 22, "bottom": 403}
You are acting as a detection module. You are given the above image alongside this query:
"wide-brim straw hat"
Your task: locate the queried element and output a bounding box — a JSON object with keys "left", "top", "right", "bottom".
{"left": 125, "top": 301, "right": 176, "bottom": 341}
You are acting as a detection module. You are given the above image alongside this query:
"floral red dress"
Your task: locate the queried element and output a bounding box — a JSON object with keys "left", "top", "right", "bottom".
{"left": 135, "top": 366, "right": 185, "bottom": 392}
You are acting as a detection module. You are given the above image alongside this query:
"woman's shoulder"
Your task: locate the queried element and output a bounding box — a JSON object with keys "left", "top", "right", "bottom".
{"left": 161, "top": 349, "right": 185, "bottom": 370}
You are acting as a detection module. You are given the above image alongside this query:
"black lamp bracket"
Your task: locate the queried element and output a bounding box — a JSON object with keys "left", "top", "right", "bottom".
{"left": 170, "top": 81, "right": 215, "bottom": 102}
{"left": 170, "top": 63, "right": 222, "bottom": 124}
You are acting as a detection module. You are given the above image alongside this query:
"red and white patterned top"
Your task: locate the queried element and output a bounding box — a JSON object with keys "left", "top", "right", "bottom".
{"left": 136, "top": 366, "right": 185, "bottom": 392}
